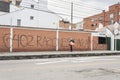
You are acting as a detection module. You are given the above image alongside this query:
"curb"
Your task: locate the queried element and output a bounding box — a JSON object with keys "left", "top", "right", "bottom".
{"left": 0, "top": 52, "right": 120, "bottom": 60}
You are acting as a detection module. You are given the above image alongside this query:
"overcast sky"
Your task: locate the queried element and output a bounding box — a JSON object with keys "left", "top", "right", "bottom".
{"left": 36, "top": 0, "right": 120, "bottom": 23}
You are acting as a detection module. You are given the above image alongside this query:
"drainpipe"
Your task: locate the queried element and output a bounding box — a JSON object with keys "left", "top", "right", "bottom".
{"left": 103, "top": 10, "right": 105, "bottom": 26}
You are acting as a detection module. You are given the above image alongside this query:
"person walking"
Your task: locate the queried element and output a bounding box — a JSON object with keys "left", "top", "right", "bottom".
{"left": 69, "top": 39, "right": 75, "bottom": 52}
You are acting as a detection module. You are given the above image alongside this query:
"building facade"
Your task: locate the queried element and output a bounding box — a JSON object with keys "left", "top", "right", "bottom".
{"left": 83, "top": 3, "right": 120, "bottom": 30}
{"left": 0, "top": 0, "right": 61, "bottom": 29}
{"left": 59, "top": 20, "right": 77, "bottom": 30}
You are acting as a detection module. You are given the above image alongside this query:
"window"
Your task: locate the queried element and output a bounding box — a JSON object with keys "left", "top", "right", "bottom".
{"left": 96, "top": 24, "right": 97, "bottom": 26}
{"left": 91, "top": 24, "right": 94, "bottom": 27}
{"left": 110, "top": 20, "right": 114, "bottom": 24}
{"left": 30, "top": 16, "right": 34, "bottom": 20}
{"left": 110, "top": 13, "right": 114, "bottom": 19}
{"left": 91, "top": 24, "right": 97, "bottom": 27}
{"left": 98, "top": 37, "right": 106, "bottom": 44}
{"left": 17, "top": 19, "right": 21, "bottom": 26}
{"left": 99, "top": 16, "right": 103, "bottom": 21}
{"left": 91, "top": 18, "right": 97, "bottom": 22}
{"left": 16, "top": 1, "right": 21, "bottom": 6}
{"left": 31, "top": 4, "right": 34, "bottom": 8}
{"left": 91, "top": 18, "right": 95, "bottom": 22}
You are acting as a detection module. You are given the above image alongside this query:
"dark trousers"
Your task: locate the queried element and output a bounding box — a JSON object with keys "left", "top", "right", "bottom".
{"left": 70, "top": 45, "right": 73, "bottom": 52}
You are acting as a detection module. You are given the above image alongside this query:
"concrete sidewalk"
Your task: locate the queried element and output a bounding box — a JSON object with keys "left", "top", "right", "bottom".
{"left": 0, "top": 51, "right": 120, "bottom": 60}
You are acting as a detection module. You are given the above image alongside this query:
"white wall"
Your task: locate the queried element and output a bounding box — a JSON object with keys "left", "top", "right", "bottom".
{"left": 20, "top": 0, "right": 39, "bottom": 9}
{"left": 116, "top": 34, "right": 120, "bottom": 39}
{"left": 76, "top": 22, "right": 83, "bottom": 30}
{"left": 0, "top": 13, "right": 12, "bottom": 25}
{"left": 106, "top": 29, "right": 114, "bottom": 51}
{"left": 91, "top": 32, "right": 106, "bottom": 37}
{"left": 0, "top": 8, "right": 60, "bottom": 29}
{"left": 10, "top": 4, "right": 21, "bottom": 12}
{"left": 0, "top": 12, "right": 7, "bottom": 15}
{"left": 20, "top": 0, "right": 49, "bottom": 11}
{"left": 0, "top": 0, "right": 61, "bottom": 29}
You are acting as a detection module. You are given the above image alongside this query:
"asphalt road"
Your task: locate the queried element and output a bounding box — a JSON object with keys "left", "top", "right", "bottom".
{"left": 0, "top": 56, "right": 120, "bottom": 80}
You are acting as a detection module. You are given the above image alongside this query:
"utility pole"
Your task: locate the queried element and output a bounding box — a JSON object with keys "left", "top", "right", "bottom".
{"left": 70, "top": 2, "right": 73, "bottom": 30}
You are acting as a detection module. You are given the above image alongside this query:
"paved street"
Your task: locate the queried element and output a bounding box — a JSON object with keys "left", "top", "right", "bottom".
{"left": 0, "top": 56, "right": 120, "bottom": 80}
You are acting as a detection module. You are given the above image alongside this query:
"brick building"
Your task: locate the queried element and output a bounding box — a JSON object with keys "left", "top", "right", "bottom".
{"left": 0, "top": 1, "right": 10, "bottom": 12}
{"left": 2, "top": 0, "right": 21, "bottom": 6}
{"left": 83, "top": 3, "right": 120, "bottom": 30}
{"left": 59, "top": 20, "right": 76, "bottom": 30}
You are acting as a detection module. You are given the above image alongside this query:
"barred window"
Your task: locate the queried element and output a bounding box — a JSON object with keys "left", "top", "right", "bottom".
{"left": 110, "top": 13, "right": 114, "bottom": 19}
{"left": 31, "top": 5, "right": 34, "bottom": 8}
{"left": 17, "top": 19, "right": 21, "bottom": 26}
{"left": 98, "top": 37, "right": 106, "bottom": 44}
{"left": 30, "top": 16, "right": 34, "bottom": 20}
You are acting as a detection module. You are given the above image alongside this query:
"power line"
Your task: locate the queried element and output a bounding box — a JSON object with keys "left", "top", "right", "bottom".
{"left": 49, "top": 0, "right": 103, "bottom": 16}
{"left": 21, "top": 2, "right": 87, "bottom": 16}
{"left": 49, "top": 5, "right": 90, "bottom": 17}
{"left": 49, "top": 1, "right": 100, "bottom": 14}
{"left": 73, "top": 1, "right": 103, "bottom": 11}
{"left": 0, "top": 4, "right": 85, "bottom": 20}
{"left": 22, "top": 0, "right": 102, "bottom": 13}
{"left": 49, "top": 0, "right": 101, "bottom": 13}
{"left": 23, "top": 1, "right": 100, "bottom": 17}
{"left": 19, "top": 1, "right": 104, "bottom": 21}
{"left": 50, "top": 0, "right": 103, "bottom": 11}
{"left": 20, "top": 5, "right": 85, "bottom": 19}
{"left": 0, "top": 1, "right": 103, "bottom": 22}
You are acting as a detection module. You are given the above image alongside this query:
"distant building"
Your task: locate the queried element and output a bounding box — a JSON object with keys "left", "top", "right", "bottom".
{"left": 59, "top": 20, "right": 70, "bottom": 29}
{"left": 83, "top": 3, "right": 120, "bottom": 30}
{"left": 59, "top": 20, "right": 77, "bottom": 30}
{"left": 0, "top": 1, "right": 10, "bottom": 12}
{"left": 76, "top": 21, "right": 84, "bottom": 30}
{"left": 2, "top": 0, "right": 22, "bottom": 6}
{"left": 0, "top": 1, "right": 10, "bottom": 15}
